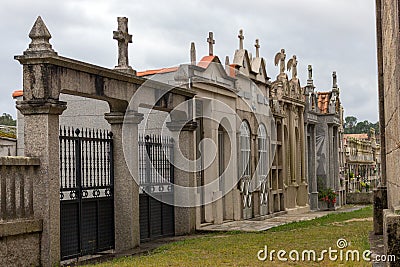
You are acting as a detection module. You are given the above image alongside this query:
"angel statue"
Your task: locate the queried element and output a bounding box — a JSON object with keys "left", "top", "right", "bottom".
{"left": 274, "top": 49, "right": 286, "bottom": 75}
{"left": 287, "top": 55, "right": 298, "bottom": 79}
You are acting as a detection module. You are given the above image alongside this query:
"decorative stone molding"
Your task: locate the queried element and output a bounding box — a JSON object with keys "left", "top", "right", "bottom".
{"left": 16, "top": 99, "right": 67, "bottom": 115}
{"left": 166, "top": 120, "right": 197, "bottom": 132}
{"left": 0, "top": 156, "right": 40, "bottom": 166}
{"left": 104, "top": 111, "right": 144, "bottom": 125}
{"left": 0, "top": 219, "right": 42, "bottom": 238}
{"left": 23, "top": 16, "right": 57, "bottom": 57}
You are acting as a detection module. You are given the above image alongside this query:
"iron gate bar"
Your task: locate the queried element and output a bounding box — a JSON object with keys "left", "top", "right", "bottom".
{"left": 139, "top": 134, "right": 175, "bottom": 241}
{"left": 60, "top": 126, "right": 114, "bottom": 260}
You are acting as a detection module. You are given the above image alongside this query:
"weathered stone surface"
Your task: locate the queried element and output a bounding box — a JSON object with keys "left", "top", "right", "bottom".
{"left": 105, "top": 111, "right": 142, "bottom": 251}
{"left": 24, "top": 16, "right": 57, "bottom": 57}
{"left": 0, "top": 219, "right": 42, "bottom": 238}
{"left": 113, "top": 17, "right": 135, "bottom": 74}
{"left": 374, "top": 187, "right": 388, "bottom": 234}
{"left": 166, "top": 125, "right": 197, "bottom": 235}
{"left": 0, "top": 232, "right": 41, "bottom": 266}
{"left": 347, "top": 192, "right": 374, "bottom": 204}
{"left": 377, "top": 0, "right": 400, "bottom": 258}
{"left": 0, "top": 156, "right": 39, "bottom": 166}
{"left": 383, "top": 210, "right": 400, "bottom": 265}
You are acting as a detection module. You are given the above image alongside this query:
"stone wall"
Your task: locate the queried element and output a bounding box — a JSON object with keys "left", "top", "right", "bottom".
{"left": 0, "top": 156, "right": 42, "bottom": 266}
{"left": 0, "top": 137, "right": 16, "bottom": 156}
{"left": 0, "top": 220, "right": 42, "bottom": 266}
{"left": 382, "top": 0, "right": 400, "bottom": 211}
{"left": 346, "top": 192, "right": 373, "bottom": 204}
{"left": 378, "top": 0, "right": 400, "bottom": 263}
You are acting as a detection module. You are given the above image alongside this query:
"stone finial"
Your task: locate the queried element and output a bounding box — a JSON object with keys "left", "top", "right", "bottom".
{"left": 255, "top": 39, "right": 260, "bottom": 58}
{"left": 225, "top": 55, "right": 230, "bottom": 66}
{"left": 24, "top": 16, "right": 57, "bottom": 55}
{"left": 332, "top": 71, "right": 338, "bottom": 89}
{"left": 190, "top": 42, "right": 196, "bottom": 65}
{"left": 238, "top": 29, "right": 244, "bottom": 50}
{"left": 307, "top": 65, "right": 314, "bottom": 87}
{"left": 207, "top": 32, "right": 215, "bottom": 56}
{"left": 274, "top": 49, "right": 286, "bottom": 76}
{"left": 225, "top": 56, "right": 230, "bottom": 73}
{"left": 113, "top": 17, "right": 135, "bottom": 74}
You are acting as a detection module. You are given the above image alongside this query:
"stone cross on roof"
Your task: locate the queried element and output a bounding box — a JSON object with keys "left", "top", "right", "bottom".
{"left": 207, "top": 32, "right": 215, "bottom": 56}
{"left": 238, "top": 29, "right": 244, "bottom": 50}
{"left": 255, "top": 39, "right": 260, "bottom": 58}
{"left": 113, "top": 17, "right": 134, "bottom": 74}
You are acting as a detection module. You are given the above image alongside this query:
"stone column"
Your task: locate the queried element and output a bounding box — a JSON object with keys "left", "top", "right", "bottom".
{"left": 17, "top": 100, "right": 66, "bottom": 267}
{"left": 167, "top": 120, "right": 197, "bottom": 235}
{"left": 297, "top": 107, "right": 308, "bottom": 206}
{"left": 310, "top": 125, "right": 318, "bottom": 210}
{"left": 287, "top": 106, "right": 297, "bottom": 208}
{"left": 105, "top": 111, "right": 143, "bottom": 252}
{"left": 328, "top": 125, "right": 334, "bottom": 189}
{"left": 374, "top": 186, "right": 387, "bottom": 234}
{"left": 202, "top": 120, "right": 217, "bottom": 223}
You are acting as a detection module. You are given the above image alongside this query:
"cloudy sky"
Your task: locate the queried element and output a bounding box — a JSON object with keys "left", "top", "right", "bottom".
{"left": 0, "top": 0, "right": 378, "bottom": 122}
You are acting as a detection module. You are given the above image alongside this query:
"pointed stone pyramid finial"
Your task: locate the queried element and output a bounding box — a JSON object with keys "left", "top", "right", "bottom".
{"left": 24, "top": 16, "right": 56, "bottom": 55}
{"left": 190, "top": 42, "right": 196, "bottom": 65}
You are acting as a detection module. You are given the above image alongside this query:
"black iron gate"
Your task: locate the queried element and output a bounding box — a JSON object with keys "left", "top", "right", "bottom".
{"left": 139, "top": 134, "right": 175, "bottom": 241}
{"left": 59, "top": 127, "right": 114, "bottom": 260}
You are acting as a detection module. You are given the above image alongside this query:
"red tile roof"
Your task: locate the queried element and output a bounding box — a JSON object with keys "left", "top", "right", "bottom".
{"left": 12, "top": 90, "right": 23, "bottom": 98}
{"left": 317, "top": 92, "right": 330, "bottom": 114}
{"left": 197, "top": 55, "right": 217, "bottom": 69}
{"left": 344, "top": 134, "right": 369, "bottom": 140}
{"left": 137, "top": 67, "right": 178, "bottom": 77}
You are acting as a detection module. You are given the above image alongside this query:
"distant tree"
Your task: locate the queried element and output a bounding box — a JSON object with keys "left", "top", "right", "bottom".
{"left": 0, "top": 113, "right": 16, "bottom": 126}
{"left": 343, "top": 116, "right": 379, "bottom": 135}
{"left": 344, "top": 116, "right": 357, "bottom": 129}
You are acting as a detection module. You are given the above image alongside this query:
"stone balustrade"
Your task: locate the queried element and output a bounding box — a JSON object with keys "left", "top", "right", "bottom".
{"left": 0, "top": 157, "right": 40, "bottom": 221}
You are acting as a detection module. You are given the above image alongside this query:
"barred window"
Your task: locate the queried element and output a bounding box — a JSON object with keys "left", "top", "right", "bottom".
{"left": 240, "top": 121, "right": 251, "bottom": 177}
{"left": 257, "top": 124, "right": 268, "bottom": 180}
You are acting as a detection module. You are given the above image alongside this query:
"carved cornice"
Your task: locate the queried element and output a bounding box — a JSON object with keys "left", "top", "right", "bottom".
{"left": 104, "top": 111, "right": 144, "bottom": 125}
{"left": 16, "top": 99, "right": 67, "bottom": 115}
{"left": 166, "top": 120, "right": 198, "bottom": 132}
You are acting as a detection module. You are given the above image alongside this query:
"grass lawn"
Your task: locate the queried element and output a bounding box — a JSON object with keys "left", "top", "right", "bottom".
{"left": 87, "top": 206, "right": 373, "bottom": 267}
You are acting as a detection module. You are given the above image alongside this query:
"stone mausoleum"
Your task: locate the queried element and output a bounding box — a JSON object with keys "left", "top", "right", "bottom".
{"left": 3, "top": 16, "right": 347, "bottom": 266}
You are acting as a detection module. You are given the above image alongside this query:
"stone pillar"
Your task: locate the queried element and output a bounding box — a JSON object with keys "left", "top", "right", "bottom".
{"left": 17, "top": 100, "right": 66, "bottom": 267}
{"left": 167, "top": 121, "right": 197, "bottom": 235}
{"left": 203, "top": 121, "right": 217, "bottom": 223}
{"left": 383, "top": 209, "right": 400, "bottom": 266}
{"left": 105, "top": 111, "right": 143, "bottom": 252}
{"left": 374, "top": 186, "right": 388, "bottom": 234}
{"left": 287, "top": 106, "right": 298, "bottom": 208}
{"left": 297, "top": 107, "right": 308, "bottom": 206}
{"left": 328, "top": 125, "right": 334, "bottom": 189}
{"left": 309, "top": 125, "right": 319, "bottom": 210}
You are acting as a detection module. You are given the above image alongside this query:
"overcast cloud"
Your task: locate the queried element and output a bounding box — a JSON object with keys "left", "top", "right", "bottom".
{"left": 0, "top": 0, "right": 378, "bottom": 121}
